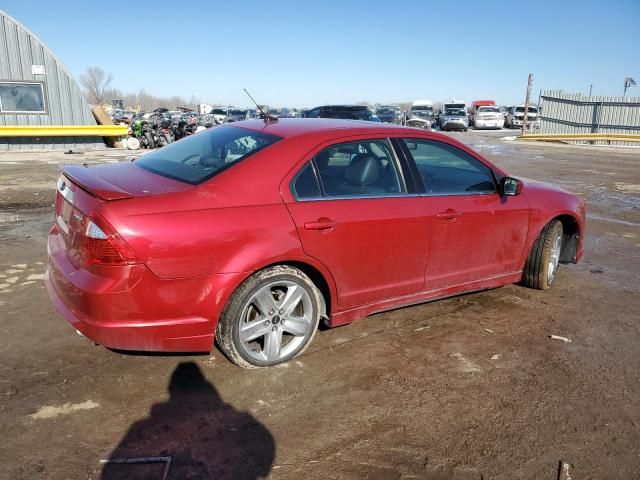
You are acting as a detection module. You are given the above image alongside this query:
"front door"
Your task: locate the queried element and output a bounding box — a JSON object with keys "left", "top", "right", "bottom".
{"left": 400, "top": 138, "right": 530, "bottom": 289}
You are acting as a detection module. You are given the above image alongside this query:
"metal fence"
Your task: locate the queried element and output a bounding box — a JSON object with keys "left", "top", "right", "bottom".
{"left": 538, "top": 90, "right": 640, "bottom": 146}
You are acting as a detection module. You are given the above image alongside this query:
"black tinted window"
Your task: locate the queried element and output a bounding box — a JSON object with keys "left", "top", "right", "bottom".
{"left": 136, "top": 126, "right": 280, "bottom": 184}
{"left": 313, "top": 139, "right": 404, "bottom": 197}
{"left": 304, "top": 108, "right": 321, "bottom": 118}
{"left": 402, "top": 139, "right": 496, "bottom": 194}
{"left": 292, "top": 162, "right": 321, "bottom": 199}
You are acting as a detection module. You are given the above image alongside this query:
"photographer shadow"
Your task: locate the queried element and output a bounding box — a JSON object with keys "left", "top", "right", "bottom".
{"left": 101, "top": 362, "right": 274, "bottom": 480}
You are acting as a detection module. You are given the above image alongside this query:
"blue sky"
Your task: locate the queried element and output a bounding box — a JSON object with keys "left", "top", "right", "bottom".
{"left": 3, "top": 1, "right": 639, "bottom": 107}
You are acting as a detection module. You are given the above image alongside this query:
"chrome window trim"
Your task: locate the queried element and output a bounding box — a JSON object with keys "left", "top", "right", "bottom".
{"left": 293, "top": 190, "right": 498, "bottom": 203}
{"left": 294, "top": 193, "right": 422, "bottom": 203}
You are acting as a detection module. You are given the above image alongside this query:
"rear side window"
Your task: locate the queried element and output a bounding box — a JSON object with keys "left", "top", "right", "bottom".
{"left": 292, "top": 163, "right": 321, "bottom": 199}
{"left": 136, "top": 126, "right": 281, "bottom": 184}
{"left": 292, "top": 139, "right": 405, "bottom": 199}
{"left": 402, "top": 139, "right": 496, "bottom": 195}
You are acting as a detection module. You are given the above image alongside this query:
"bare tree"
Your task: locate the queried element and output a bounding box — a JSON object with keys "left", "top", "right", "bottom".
{"left": 79, "top": 66, "right": 113, "bottom": 105}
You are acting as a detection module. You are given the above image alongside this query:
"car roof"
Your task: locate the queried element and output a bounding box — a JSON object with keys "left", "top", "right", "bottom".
{"left": 233, "top": 118, "right": 408, "bottom": 138}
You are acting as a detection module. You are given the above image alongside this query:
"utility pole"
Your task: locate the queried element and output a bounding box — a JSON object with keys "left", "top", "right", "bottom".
{"left": 522, "top": 74, "right": 533, "bottom": 134}
{"left": 589, "top": 84, "right": 593, "bottom": 97}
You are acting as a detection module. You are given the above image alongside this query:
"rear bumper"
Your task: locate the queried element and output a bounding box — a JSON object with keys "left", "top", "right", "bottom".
{"left": 45, "top": 232, "right": 244, "bottom": 352}
{"left": 45, "top": 271, "right": 213, "bottom": 351}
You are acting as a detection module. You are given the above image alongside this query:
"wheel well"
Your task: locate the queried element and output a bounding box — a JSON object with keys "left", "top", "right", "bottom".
{"left": 263, "top": 261, "right": 332, "bottom": 317}
{"left": 554, "top": 214, "right": 580, "bottom": 263}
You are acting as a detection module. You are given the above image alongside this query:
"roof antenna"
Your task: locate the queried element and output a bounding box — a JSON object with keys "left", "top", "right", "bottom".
{"left": 243, "top": 88, "right": 274, "bottom": 123}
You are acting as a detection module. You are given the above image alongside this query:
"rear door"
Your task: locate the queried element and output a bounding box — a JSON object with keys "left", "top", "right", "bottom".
{"left": 399, "top": 138, "right": 530, "bottom": 289}
{"left": 284, "top": 137, "right": 428, "bottom": 309}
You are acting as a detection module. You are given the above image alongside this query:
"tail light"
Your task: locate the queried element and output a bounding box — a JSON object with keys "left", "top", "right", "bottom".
{"left": 82, "top": 214, "right": 138, "bottom": 267}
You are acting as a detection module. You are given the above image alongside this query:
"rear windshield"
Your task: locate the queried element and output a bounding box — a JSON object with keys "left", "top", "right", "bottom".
{"left": 135, "top": 126, "right": 281, "bottom": 184}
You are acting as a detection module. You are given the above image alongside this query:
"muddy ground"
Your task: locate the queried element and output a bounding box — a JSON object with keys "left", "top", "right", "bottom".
{"left": 0, "top": 132, "right": 639, "bottom": 480}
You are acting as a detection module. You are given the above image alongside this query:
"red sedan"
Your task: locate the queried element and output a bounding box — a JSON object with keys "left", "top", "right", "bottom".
{"left": 46, "top": 119, "right": 585, "bottom": 368}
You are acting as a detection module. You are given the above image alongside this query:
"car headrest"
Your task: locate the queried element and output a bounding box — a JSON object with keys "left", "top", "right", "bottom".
{"left": 345, "top": 155, "right": 378, "bottom": 186}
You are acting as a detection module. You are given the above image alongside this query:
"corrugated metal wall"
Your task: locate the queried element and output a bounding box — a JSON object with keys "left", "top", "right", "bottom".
{"left": 539, "top": 90, "right": 640, "bottom": 146}
{"left": 0, "top": 10, "right": 103, "bottom": 150}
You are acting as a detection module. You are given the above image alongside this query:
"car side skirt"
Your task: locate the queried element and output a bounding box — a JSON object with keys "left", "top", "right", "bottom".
{"left": 328, "top": 271, "right": 523, "bottom": 327}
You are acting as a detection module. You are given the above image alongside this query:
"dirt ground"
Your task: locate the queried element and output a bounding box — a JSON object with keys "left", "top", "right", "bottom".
{"left": 1, "top": 131, "right": 639, "bottom": 480}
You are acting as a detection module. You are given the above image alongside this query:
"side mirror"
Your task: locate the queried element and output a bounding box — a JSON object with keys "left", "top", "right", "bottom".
{"left": 501, "top": 176, "right": 522, "bottom": 196}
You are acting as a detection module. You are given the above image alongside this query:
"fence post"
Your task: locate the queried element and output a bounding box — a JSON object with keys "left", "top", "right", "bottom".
{"left": 522, "top": 74, "right": 534, "bottom": 134}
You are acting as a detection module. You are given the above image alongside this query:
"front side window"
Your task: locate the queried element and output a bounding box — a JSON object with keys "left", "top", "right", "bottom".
{"left": 136, "top": 126, "right": 281, "bottom": 184}
{"left": 0, "top": 82, "right": 46, "bottom": 113}
{"left": 311, "top": 139, "right": 404, "bottom": 197}
{"left": 402, "top": 139, "right": 496, "bottom": 195}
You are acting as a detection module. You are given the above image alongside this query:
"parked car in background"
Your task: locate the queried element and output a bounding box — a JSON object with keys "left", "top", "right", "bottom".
{"left": 302, "top": 105, "right": 380, "bottom": 122}
{"left": 46, "top": 118, "right": 585, "bottom": 368}
{"left": 473, "top": 105, "right": 504, "bottom": 129}
{"left": 505, "top": 105, "right": 538, "bottom": 129}
{"left": 225, "top": 109, "right": 248, "bottom": 123}
{"left": 375, "top": 106, "right": 398, "bottom": 123}
{"left": 439, "top": 107, "right": 469, "bottom": 131}
{"left": 469, "top": 100, "right": 496, "bottom": 126}
{"left": 404, "top": 100, "right": 434, "bottom": 130}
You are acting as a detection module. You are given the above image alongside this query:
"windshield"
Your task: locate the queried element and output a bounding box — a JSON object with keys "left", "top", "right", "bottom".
{"left": 478, "top": 107, "right": 501, "bottom": 113}
{"left": 515, "top": 106, "right": 538, "bottom": 113}
{"left": 411, "top": 106, "right": 433, "bottom": 112}
{"left": 136, "top": 126, "right": 281, "bottom": 184}
{"left": 229, "top": 109, "right": 246, "bottom": 116}
{"left": 444, "top": 109, "right": 466, "bottom": 117}
{"left": 376, "top": 108, "right": 394, "bottom": 114}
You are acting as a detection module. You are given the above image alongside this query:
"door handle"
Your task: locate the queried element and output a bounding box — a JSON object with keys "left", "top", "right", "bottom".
{"left": 435, "top": 209, "right": 462, "bottom": 220}
{"left": 304, "top": 218, "right": 337, "bottom": 230}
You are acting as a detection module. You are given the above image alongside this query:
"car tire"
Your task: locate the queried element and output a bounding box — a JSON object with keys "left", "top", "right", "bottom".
{"left": 215, "top": 265, "right": 322, "bottom": 368}
{"left": 522, "top": 220, "right": 563, "bottom": 290}
{"left": 144, "top": 132, "right": 154, "bottom": 148}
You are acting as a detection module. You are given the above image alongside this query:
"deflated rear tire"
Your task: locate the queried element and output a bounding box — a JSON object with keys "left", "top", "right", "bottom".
{"left": 215, "top": 265, "right": 322, "bottom": 368}
{"left": 522, "top": 220, "right": 563, "bottom": 290}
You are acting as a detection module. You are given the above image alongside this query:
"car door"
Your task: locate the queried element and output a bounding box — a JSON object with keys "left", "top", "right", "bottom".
{"left": 284, "top": 137, "right": 429, "bottom": 309}
{"left": 399, "top": 138, "right": 530, "bottom": 290}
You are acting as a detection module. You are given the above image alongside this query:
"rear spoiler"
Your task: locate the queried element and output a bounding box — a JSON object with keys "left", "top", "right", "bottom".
{"left": 63, "top": 165, "right": 133, "bottom": 201}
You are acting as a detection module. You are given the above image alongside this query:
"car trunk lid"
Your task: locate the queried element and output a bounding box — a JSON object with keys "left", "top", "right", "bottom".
{"left": 63, "top": 162, "right": 192, "bottom": 200}
{"left": 55, "top": 162, "right": 193, "bottom": 268}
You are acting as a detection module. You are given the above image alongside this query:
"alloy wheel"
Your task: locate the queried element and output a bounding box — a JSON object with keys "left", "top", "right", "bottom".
{"left": 548, "top": 231, "right": 562, "bottom": 284}
{"left": 238, "top": 281, "right": 314, "bottom": 363}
